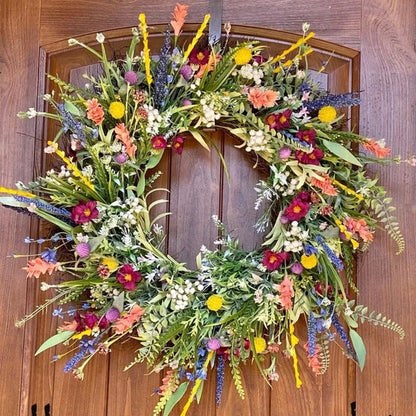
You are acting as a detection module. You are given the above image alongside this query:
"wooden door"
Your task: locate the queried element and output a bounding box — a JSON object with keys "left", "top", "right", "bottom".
{"left": 1, "top": 1, "right": 414, "bottom": 416}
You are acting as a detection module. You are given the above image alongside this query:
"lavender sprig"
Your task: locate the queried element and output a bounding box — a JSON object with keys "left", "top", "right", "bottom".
{"left": 154, "top": 28, "right": 171, "bottom": 109}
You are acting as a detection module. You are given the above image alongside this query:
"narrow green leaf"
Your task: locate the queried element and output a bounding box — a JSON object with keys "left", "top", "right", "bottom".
{"left": 64, "top": 100, "right": 81, "bottom": 116}
{"left": 163, "top": 382, "right": 189, "bottom": 416}
{"left": 350, "top": 329, "right": 366, "bottom": 370}
{"left": 196, "top": 380, "right": 204, "bottom": 404}
{"left": 188, "top": 128, "right": 210, "bottom": 151}
{"left": 136, "top": 173, "right": 146, "bottom": 196}
{"left": 35, "top": 331, "right": 75, "bottom": 356}
{"left": 322, "top": 139, "right": 362, "bottom": 167}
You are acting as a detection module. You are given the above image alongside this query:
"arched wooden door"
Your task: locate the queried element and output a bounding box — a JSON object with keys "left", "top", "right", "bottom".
{"left": 25, "top": 26, "right": 359, "bottom": 416}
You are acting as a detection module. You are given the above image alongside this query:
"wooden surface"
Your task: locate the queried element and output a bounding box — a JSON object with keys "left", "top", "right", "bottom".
{"left": 0, "top": 1, "right": 414, "bottom": 415}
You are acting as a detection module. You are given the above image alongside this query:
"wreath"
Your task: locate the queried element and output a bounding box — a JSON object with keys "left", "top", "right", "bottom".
{"left": 1, "top": 4, "right": 409, "bottom": 415}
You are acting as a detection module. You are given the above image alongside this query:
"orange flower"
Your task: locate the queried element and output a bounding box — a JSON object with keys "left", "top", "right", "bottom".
{"left": 23, "top": 257, "right": 60, "bottom": 278}
{"left": 362, "top": 139, "right": 391, "bottom": 158}
{"left": 113, "top": 304, "right": 145, "bottom": 334}
{"left": 115, "top": 123, "right": 137, "bottom": 160}
{"left": 344, "top": 217, "right": 374, "bottom": 242}
{"left": 86, "top": 98, "right": 104, "bottom": 125}
{"left": 310, "top": 174, "right": 338, "bottom": 196}
{"left": 248, "top": 88, "right": 279, "bottom": 109}
{"left": 170, "top": 3, "right": 188, "bottom": 37}
{"left": 304, "top": 343, "right": 322, "bottom": 374}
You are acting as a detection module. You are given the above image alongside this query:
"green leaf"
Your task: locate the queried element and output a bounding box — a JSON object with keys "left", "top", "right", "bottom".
{"left": 322, "top": 139, "right": 362, "bottom": 167}
{"left": 196, "top": 380, "right": 204, "bottom": 404}
{"left": 163, "top": 382, "right": 189, "bottom": 416}
{"left": 136, "top": 173, "right": 146, "bottom": 196}
{"left": 350, "top": 329, "right": 366, "bottom": 370}
{"left": 35, "top": 331, "right": 75, "bottom": 356}
{"left": 64, "top": 100, "right": 81, "bottom": 116}
{"left": 188, "top": 128, "right": 210, "bottom": 151}
{"left": 147, "top": 151, "right": 164, "bottom": 169}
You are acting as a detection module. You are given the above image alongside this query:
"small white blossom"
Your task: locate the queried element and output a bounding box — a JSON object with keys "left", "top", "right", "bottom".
{"left": 96, "top": 33, "right": 105, "bottom": 43}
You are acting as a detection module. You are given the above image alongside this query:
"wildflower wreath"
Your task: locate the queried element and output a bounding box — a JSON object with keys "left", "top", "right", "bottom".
{"left": 1, "top": 3, "right": 409, "bottom": 415}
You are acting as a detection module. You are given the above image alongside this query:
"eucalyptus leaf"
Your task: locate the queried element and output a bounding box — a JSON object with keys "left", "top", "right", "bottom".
{"left": 322, "top": 139, "right": 362, "bottom": 167}
{"left": 350, "top": 329, "right": 366, "bottom": 370}
{"left": 147, "top": 151, "right": 164, "bottom": 169}
{"left": 35, "top": 331, "right": 75, "bottom": 356}
{"left": 163, "top": 382, "right": 189, "bottom": 416}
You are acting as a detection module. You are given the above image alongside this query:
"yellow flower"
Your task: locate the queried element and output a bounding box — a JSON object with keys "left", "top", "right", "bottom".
{"left": 101, "top": 257, "right": 119, "bottom": 272}
{"left": 234, "top": 47, "right": 252, "bottom": 65}
{"left": 301, "top": 253, "right": 318, "bottom": 269}
{"left": 72, "top": 329, "right": 92, "bottom": 339}
{"left": 109, "top": 101, "right": 125, "bottom": 119}
{"left": 253, "top": 337, "right": 267, "bottom": 354}
{"left": 351, "top": 239, "right": 359, "bottom": 249}
{"left": 318, "top": 106, "right": 337, "bottom": 123}
{"left": 206, "top": 294, "right": 223, "bottom": 311}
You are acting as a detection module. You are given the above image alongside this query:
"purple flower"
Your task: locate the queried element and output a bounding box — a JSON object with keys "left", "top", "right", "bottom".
{"left": 278, "top": 146, "right": 292, "bottom": 160}
{"left": 180, "top": 65, "right": 193, "bottom": 80}
{"left": 124, "top": 70, "right": 138, "bottom": 85}
{"left": 114, "top": 153, "right": 128, "bottom": 164}
{"left": 207, "top": 338, "right": 221, "bottom": 351}
{"left": 76, "top": 243, "right": 91, "bottom": 258}
{"left": 41, "top": 248, "right": 57, "bottom": 264}
{"left": 291, "top": 262, "right": 304, "bottom": 274}
{"left": 105, "top": 307, "right": 120, "bottom": 322}
{"left": 181, "top": 99, "right": 192, "bottom": 107}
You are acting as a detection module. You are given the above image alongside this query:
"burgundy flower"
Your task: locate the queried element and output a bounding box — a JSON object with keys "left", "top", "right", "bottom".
{"left": 296, "top": 129, "right": 316, "bottom": 146}
{"left": 151, "top": 135, "right": 168, "bottom": 150}
{"left": 295, "top": 147, "right": 324, "bottom": 165}
{"left": 188, "top": 48, "right": 210, "bottom": 65}
{"left": 70, "top": 201, "right": 99, "bottom": 224}
{"left": 98, "top": 316, "right": 109, "bottom": 330}
{"left": 252, "top": 55, "right": 266, "bottom": 65}
{"left": 296, "top": 191, "right": 311, "bottom": 203}
{"left": 265, "top": 109, "right": 292, "bottom": 130}
{"left": 262, "top": 250, "right": 290, "bottom": 271}
{"left": 84, "top": 312, "right": 98, "bottom": 329}
{"left": 171, "top": 136, "right": 184, "bottom": 154}
{"left": 284, "top": 198, "right": 311, "bottom": 221}
{"left": 116, "top": 264, "right": 141, "bottom": 291}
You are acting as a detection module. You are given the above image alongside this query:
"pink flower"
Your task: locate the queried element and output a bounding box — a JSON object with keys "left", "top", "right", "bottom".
{"left": 262, "top": 250, "right": 290, "bottom": 271}
{"left": 75, "top": 242, "right": 91, "bottom": 258}
{"left": 124, "top": 70, "right": 138, "bottom": 85}
{"left": 115, "top": 123, "right": 137, "bottom": 160}
{"left": 344, "top": 217, "right": 374, "bottom": 242}
{"left": 362, "top": 139, "right": 391, "bottom": 158}
{"left": 116, "top": 264, "right": 141, "bottom": 291}
{"left": 284, "top": 197, "right": 310, "bottom": 221}
{"left": 276, "top": 275, "right": 294, "bottom": 310}
{"left": 207, "top": 338, "right": 221, "bottom": 350}
{"left": 310, "top": 174, "right": 338, "bottom": 196}
{"left": 70, "top": 201, "right": 99, "bottom": 224}
{"left": 171, "top": 136, "right": 184, "bottom": 154}
{"left": 151, "top": 135, "right": 168, "bottom": 150}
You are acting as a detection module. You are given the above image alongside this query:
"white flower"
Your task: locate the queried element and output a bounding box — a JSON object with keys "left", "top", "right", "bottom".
{"left": 302, "top": 22, "right": 310, "bottom": 33}
{"left": 27, "top": 108, "right": 37, "bottom": 119}
{"left": 68, "top": 38, "right": 78, "bottom": 46}
{"left": 321, "top": 297, "right": 331, "bottom": 306}
{"left": 96, "top": 33, "right": 105, "bottom": 43}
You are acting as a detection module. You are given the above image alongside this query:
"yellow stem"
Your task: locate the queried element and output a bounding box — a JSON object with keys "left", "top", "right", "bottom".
{"left": 0, "top": 187, "right": 35, "bottom": 198}
{"left": 289, "top": 323, "right": 302, "bottom": 388}
{"left": 180, "top": 350, "right": 214, "bottom": 416}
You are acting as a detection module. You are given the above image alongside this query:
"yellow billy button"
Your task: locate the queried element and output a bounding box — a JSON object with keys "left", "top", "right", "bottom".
{"left": 300, "top": 253, "right": 318, "bottom": 269}
{"left": 318, "top": 105, "right": 337, "bottom": 123}
{"left": 109, "top": 101, "right": 125, "bottom": 119}
{"left": 253, "top": 337, "right": 267, "bottom": 354}
{"left": 234, "top": 47, "right": 252, "bottom": 65}
{"left": 206, "top": 294, "right": 223, "bottom": 311}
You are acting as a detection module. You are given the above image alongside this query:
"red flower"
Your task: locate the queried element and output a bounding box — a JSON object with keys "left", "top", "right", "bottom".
{"left": 189, "top": 48, "right": 210, "bottom": 65}
{"left": 171, "top": 136, "right": 184, "bottom": 154}
{"left": 265, "top": 109, "right": 292, "bottom": 130}
{"left": 116, "top": 264, "right": 141, "bottom": 291}
{"left": 296, "top": 129, "right": 316, "bottom": 146}
{"left": 70, "top": 201, "right": 99, "bottom": 224}
{"left": 262, "top": 250, "right": 290, "bottom": 271}
{"left": 295, "top": 147, "right": 324, "bottom": 165}
{"left": 296, "top": 191, "right": 311, "bottom": 203}
{"left": 151, "top": 135, "right": 167, "bottom": 150}
{"left": 284, "top": 197, "right": 310, "bottom": 221}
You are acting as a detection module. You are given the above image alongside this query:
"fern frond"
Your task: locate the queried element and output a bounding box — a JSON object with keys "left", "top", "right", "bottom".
{"left": 230, "top": 359, "right": 245, "bottom": 399}
{"left": 317, "top": 337, "right": 330, "bottom": 375}
{"left": 367, "top": 189, "right": 405, "bottom": 254}
{"left": 352, "top": 305, "right": 405, "bottom": 339}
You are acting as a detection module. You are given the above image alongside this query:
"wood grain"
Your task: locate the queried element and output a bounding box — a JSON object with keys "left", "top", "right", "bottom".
{"left": 0, "top": 1, "right": 41, "bottom": 415}
{"left": 356, "top": 0, "right": 416, "bottom": 415}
